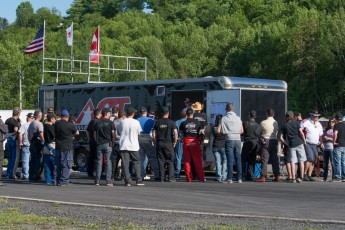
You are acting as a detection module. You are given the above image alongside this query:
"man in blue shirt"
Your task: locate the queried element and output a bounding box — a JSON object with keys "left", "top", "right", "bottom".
{"left": 137, "top": 107, "right": 159, "bottom": 180}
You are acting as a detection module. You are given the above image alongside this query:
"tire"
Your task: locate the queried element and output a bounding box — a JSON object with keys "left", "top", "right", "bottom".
{"left": 74, "top": 148, "right": 89, "bottom": 172}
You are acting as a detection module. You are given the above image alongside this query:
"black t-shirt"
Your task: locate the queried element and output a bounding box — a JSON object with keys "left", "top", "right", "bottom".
{"left": 44, "top": 123, "right": 55, "bottom": 144}
{"left": 281, "top": 121, "right": 303, "bottom": 148}
{"left": 212, "top": 124, "right": 225, "bottom": 149}
{"left": 86, "top": 117, "right": 99, "bottom": 140}
{"left": 153, "top": 118, "right": 177, "bottom": 142}
{"left": 334, "top": 122, "right": 345, "bottom": 147}
{"left": 94, "top": 118, "right": 115, "bottom": 145}
{"left": 5, "top": 117, "right": 20, "bottom": 140}
{"left": 193, "top": 112, "right": 207, "bottom": 128}
{"left": 179, "top": 118, "right": 202, "bottom": 138}
{"left": 243, "top": 120, "right": 261, "bottom": 142}
{"left": 55, "top": 120, "right": 78, "bottom": 151}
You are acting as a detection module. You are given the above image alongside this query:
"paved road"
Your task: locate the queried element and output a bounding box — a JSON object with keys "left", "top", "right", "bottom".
{"left": 1, "top": 173, "right": 345, "bottom": 223}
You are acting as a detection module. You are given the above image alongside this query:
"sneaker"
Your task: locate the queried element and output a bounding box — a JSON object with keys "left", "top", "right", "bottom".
{"left": 95, "top": 181, "right": 100, "bottom": 186}
{"left": 226, "top": 179, "right": 233, "bottom": 184}
{"left": 106, "top": 181, "right": 113, "bottom": 187}
{"left": 292, "top": 179, "right": 297, "bottom": 183}
{"left": 143, "top": 176, "right": 150, "bottom": 180}
{"left": 296, "top": 178, "right": 302, "bottom": 183}
{"left": 303, "top": 176, "right": 310, "bottom": 181}
{"left": 342, "top": 179, "right": 345, "bottom": 182}
{"left": 136, "top": 181, "right": 145, "bottom": 186}
{"left": 168, "top": 179, "right": 176, "bottom": 182}
{"left": 308, "top": 176, "right": 316, "bottom": 182}
{"left": 125, "top": 183, "right": 131, "bottom": 187}
{"left": 332, "top": 179, "right": 342, "bottom": 183}
{"left": 256, "top": 176, "right": 265, "bottom": 183}
{"left": 238, "top": 179, "right": 243, "bottom": 184}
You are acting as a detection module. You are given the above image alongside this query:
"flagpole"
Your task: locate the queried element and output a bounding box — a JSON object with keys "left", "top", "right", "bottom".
{"left": 71, "top": 22, "right": 74, "bottom": 82}
{"left": 42, "top": 20, "right": 46, "bottom": 84}
{"left": 98, "top": 25, "right": 100, "bottom": 82}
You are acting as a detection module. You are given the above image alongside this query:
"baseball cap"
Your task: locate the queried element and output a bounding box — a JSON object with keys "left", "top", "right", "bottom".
{"left": 186, "top": 108, "right": 194, "bottom": 115}
{"left": 335, "top": 113, "right": 343, "bottom": 120}
{"left": 309, "top": 109, "right": 321, "bottom": 117}
{"left": 140, "top": 107, "right": 147, "bottom": 113}
{"left": 26, "top": 113, "right": 34, "bottom": 118}
{"left": 61, "top": 109, "right": 70, "bottom": 116}
{"left": 47, "top": 107, "right": 54, "bottom": 113}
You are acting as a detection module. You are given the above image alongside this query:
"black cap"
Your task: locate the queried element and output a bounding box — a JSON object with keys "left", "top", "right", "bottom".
{"left": 26, "top": 113, "right": 34, "bottom": 118}
{"left": 335, "top": 113, "right": 343, "bottom": 120}
{"left": 249, "top": 110, "right": 256, "bottom": 117}
{"left": 140, "top": 107, "right": 147, "bottom": 113}
{"left": 127, "top": 107, "right": 137, "bottom": 115}
{"left": 186, "top": 108, "right": 194, "bottom": 115}
{"left": 102, "top": 108, "right": 110, "bottom": 115}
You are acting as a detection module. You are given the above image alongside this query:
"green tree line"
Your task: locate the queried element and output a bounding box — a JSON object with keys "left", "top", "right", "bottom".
{"left": 1, "top": 0, "right": 345, "bottom": 116}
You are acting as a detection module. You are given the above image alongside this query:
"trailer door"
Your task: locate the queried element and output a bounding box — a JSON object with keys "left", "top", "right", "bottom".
{"left": 206, "top": 90, "right": 240, "bottom": 125}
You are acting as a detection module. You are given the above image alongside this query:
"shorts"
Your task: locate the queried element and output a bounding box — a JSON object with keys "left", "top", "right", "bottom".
{"left": 288, "top": 144, "right": 307, "bottom": 163}
{"left": 305, "top": 143, "right": 318, "bottom": 164}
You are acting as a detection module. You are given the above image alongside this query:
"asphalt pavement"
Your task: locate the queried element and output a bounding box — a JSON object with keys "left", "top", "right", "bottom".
{"left": 1, "top": 172, "right": 345, "bottom": 224}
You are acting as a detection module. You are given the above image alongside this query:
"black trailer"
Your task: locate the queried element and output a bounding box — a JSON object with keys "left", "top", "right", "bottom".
{"left": 39, "top": 76, "right": 287, "bottom": 170}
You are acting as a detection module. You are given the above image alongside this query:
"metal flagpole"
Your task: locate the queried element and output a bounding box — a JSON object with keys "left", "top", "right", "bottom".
{"left": 42, "top": 20, "right": 46, "bottom": 84}
{"left": 71, "top": 22, "right": 74, "bottom": 82}
{"left": 98, "top": 25, "right": 100, "bottom": 82}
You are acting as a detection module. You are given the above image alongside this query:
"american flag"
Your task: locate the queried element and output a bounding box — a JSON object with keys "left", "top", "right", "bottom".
{"left": 24, "top": 24, "right": 45, "bottom": 54}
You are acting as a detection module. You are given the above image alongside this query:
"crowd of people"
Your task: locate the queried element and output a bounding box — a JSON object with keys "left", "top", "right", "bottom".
{"left": 0, "top": 101, "right": 345, "bottom": 187}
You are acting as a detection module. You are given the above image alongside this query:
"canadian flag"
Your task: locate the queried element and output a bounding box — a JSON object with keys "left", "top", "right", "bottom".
{"left": 66, "top": 23, "right": 73, "bottom": 47}
{"left": 89, "top": 27, "right": 100, "bottom": 64}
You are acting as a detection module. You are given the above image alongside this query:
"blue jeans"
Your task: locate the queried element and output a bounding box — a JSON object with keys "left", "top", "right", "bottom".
{"left": 56, "top": 150, "right": 73, "bottom": 185}
{"left": 323, "top": 149, "right": 334, "bottom": 180}
{"left": 96, "top": 143, "right": 112, "bottom": 182}
{"left": 174, "top": 140, "right": 183, "bottom": 176}
{"left": 333, "top": 147, "right": 345, "bottom": 180}
{"left": 21, "top": 146, "right": 31, "bottom": 179}
{"left": 213, "top": 148, "right": 227, "bottom": 181}
{"left": 6, "top": 139, "right": 17, "bottom": 177}
{"left": 44, "top": 154, "right": 56, "bottom": 184}
{"left": 225, "top": 140, "right": 242, "bottom": 180}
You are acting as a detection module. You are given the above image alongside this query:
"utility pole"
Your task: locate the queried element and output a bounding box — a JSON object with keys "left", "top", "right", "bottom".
{"left": 17, "top": 70, "right": 24, "bottom": 110}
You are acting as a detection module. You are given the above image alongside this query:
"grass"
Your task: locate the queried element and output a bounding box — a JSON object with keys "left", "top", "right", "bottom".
{"left": 0, "top": 208, "right": 146, "bottom": 230}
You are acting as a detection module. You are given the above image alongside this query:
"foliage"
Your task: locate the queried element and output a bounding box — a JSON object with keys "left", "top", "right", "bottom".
{"left": 0, "top": 0, "right": 345, "bottom": 115}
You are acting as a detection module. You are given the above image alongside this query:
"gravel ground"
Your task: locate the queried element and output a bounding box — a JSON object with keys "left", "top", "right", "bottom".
{"left": 0, "top": 198, "right": 344, "bottom": 230}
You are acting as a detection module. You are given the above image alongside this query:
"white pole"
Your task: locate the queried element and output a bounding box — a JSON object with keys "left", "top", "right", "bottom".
{"left": 71, "top": 22, "right": 74, "bottom": 82}
{"left": 98, "top": 25, "right": 100, "bottom": 82}
{"left": 42, "top": 20, "right": 46, "bottom": 84}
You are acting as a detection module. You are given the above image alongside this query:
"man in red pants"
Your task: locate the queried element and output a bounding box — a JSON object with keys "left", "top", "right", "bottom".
{"left": 179, "top": 108, "right": 205, "bottom": 182}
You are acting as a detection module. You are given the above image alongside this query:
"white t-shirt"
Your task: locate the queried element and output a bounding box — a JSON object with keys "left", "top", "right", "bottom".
{"left": 118, "top": 118, "right": 142, "bottom": 151}
{"left": 300, "top": 118, "right": 323, "bottom": 145}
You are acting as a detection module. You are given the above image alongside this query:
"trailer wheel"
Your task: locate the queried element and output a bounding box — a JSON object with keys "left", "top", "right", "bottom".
{"left": 75, "top": 148, "right": 89, "bottom": 172}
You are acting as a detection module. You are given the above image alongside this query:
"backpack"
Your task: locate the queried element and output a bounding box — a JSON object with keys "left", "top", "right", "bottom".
{"left": 0, "top": 121, "right": 8, "bottom": 142}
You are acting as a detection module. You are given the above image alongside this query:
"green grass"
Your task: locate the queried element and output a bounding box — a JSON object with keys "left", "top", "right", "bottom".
{"left": 0, "top": 208, "right": 146, "bottom": 230}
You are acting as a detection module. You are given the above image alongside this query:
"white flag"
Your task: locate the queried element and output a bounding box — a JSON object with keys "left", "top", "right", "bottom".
{"left": 66, "top": 23, "right": 73, "bottom": 47}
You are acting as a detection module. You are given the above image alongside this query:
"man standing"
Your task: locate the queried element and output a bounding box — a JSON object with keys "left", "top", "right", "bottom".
{"left": 55, "top": 109, "right": 79, "bottom": 186}
{"left": 300, "top": 109, "right": 323, "bottom": 181}
{"left": 333, "top": 113, "right": 345, "bottom": 182}
{"left": 256, "top": 109, "right": 280, "bottom": 182}
{"left": 179, "top": 108, "right": 205, "bottom": 182}
{"left": 219, "top": 103, "right": 243, "bottom": 183}
{"left": 174, "top": 111, "right": 186, "bottom": 178}
{"left": 0, "top": 116, "right": 8, "bottom": 184}
{"left": 241, "top": 110, "right": 261, "bottom": 181}
{"left": 137, "top": 107, "right": 159, "bottom": 180}
{"left": 28, "top": 110, "right": 44, "bottom": 182}
{"left": 18, "top": 113, "right": 34, "bottom": 180}
{"left": 94, "top": 108, "right": 115, "bottom": 186}
{"left": 152, "top": 107, "right": 178, "bottom": 182}
{"left": 118, "top": 107, "right": 144, "bottom": 186}
{"left": 86, "top": 109, "right": 101, "bottom": 177}
{"left": 5, "top": 107, "right": 21, "bottom": 179}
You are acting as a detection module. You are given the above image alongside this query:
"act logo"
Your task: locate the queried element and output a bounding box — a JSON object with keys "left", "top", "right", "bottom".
{"left": 75, "top": 97, "right": 131, "bottom": 128}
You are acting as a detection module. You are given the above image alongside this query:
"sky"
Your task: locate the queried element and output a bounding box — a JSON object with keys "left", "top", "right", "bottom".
{"left": 0, "top": 0, "right": 74, "bottom": 23}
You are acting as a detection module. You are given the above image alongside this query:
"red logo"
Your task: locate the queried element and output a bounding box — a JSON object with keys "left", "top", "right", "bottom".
{"left": 75, "top": 97, "right": 131, "bottom": 126}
